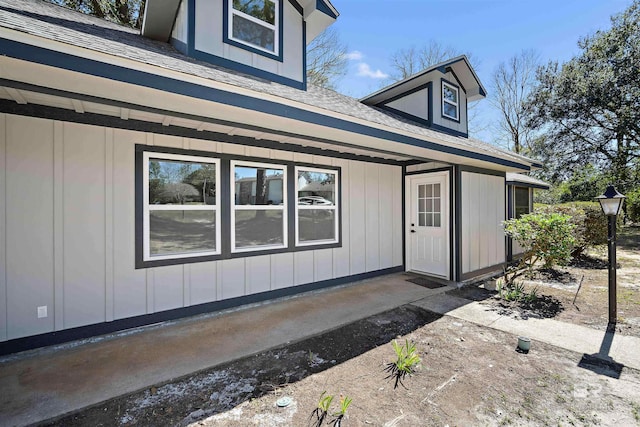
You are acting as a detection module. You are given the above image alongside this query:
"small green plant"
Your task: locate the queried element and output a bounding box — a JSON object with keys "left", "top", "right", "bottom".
{"left": 310, "top": 392, "right": 352, "bottom": 427}
{"left": 501, "top": 281, "right": 527, "bottom": 301}
{"left": 330, "top": 395, "right": 352, "bottom": 426}
{"left": 310, "top": 391, "right": 334, "bottom": 426}
{"left": 385, "top": 339, "right": 421, "bottom": 389}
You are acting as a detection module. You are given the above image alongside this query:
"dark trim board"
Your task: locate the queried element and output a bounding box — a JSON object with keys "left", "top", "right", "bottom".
{"left": 459, "top": 165, "right": 506, "bottom": 177}
{"left": 0, "top": 39, "right": 533, "bottom": 171}
{"left": 454, "top": 165, "right": 462, "bottom": 281}
{"left": 405, "top": 166, "right": 452, "bottom": 176}
{"left": 0, "top": 99, "right": 405, "bottom": 166}
{"left": 460, "top": 262, "right": 507, "bottom": 282}
{"left": 0, "top": 266, "right": 403, "bottom": 356}
{"left": 505, "top": 181, "right": 550, "bottom": 190}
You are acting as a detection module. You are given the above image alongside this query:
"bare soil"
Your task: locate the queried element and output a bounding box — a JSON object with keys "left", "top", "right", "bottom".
{"left": 482, "top": 224, "right": 640, "bottom": 338}
{"left": 43, "top": 226, "right": 640, "bottom": 427}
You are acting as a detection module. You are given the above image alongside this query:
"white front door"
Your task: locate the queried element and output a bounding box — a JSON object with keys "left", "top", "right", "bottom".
{"left": 407, "top": 172, "right": 450, "bottom": 278}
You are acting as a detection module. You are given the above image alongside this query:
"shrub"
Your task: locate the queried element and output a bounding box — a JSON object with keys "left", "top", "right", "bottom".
{"left": 626, "top": 187, "right": 640, "bottom": 223}
{"left": 535, "top": 202, "right": 607, "bottom": 256}
{"left": 504, "top": 211, "right": 577, "bottom": 272}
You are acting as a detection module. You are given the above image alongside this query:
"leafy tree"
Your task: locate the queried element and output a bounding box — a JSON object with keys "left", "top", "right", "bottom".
{"left": 306, "top": 27, "right": 348, "bottom": 90}
{"left": 525, "top": 1, "right": 640, "bottom": 192}
{"left": 489, "top": 49, "right": 539, "bottom": 154}
{"left": 50, "top": 0, "right": 146, "bottom": 28}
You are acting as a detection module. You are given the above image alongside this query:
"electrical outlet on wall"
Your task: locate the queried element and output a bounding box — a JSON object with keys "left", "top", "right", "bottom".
{"left": 37, "top": 306, "right": 47, "bottom": 318}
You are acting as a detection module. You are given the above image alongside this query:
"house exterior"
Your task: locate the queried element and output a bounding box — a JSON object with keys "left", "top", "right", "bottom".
{"left": 0, "top": 0, "right": 543, "bottom": 354}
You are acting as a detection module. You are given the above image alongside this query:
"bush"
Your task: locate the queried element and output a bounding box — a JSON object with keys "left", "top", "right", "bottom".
{"left": 626, "top": 187, "right": 640, "bottom": 223}
{"left": 535, "top": 202, "right": 607, "bottom": 256}
{"left": 504, "top": 211, "right": 577, "bottom": 271}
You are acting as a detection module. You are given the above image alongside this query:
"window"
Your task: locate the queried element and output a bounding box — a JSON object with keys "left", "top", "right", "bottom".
{"left": 514, "top": 187, "right": 530, "bottom": 219}
{"left": 232, "top": 161, "right": 287, "bottom": 252}
{"left": 417, "top": 183, "right": 441, "bottom": 227}
{"left": 229, "top": 0, "right": 279, "bottom": 55}
{"left": 137, "top": 146, "right": 342, "bottom": 267}
{"left": 143, "top": 153, "right": 220, "bottom": 261}
{"left": 442, "top": 81, "right": 459, "bottom": 121}
{"left": 295, "top": 167, "right": 339, "bottom": 245}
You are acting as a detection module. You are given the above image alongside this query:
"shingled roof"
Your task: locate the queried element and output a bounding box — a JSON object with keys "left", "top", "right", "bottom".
{"left": 0, "top": 0, "right": 537, "bottom": 168}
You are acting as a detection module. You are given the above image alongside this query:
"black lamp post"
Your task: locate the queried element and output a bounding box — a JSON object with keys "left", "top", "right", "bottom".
{"left": 595, "top": 185, "right": 626, "bottom": 329}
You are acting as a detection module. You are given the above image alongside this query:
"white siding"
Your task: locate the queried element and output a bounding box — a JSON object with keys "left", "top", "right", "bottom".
{"left": 194, "top": 0, "right": 304, "bottom": 84}
{"left": 170, "top": 0, "right": 188, "bottom": 44}
{"left": 0, "top": 114, "right": 403, "bottom": 341}
{"left": 385, "top": 87, "right": 429, "bottom": 121}
{"left": 461, "top": 171, "right": 506, "bottom": 275}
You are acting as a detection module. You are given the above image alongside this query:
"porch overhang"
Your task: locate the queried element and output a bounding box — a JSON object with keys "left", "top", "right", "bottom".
{"left": 0, "top": 28, "right": 536, "bottom": 172}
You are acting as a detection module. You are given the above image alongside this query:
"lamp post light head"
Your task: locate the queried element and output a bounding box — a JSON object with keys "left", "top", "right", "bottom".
{"left": 596, "top": 185, "right": 626, "bottom": 216}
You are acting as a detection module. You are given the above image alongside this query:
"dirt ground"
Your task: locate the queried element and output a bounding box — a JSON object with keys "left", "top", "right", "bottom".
{"left": 45, "top": 226, "right": 640, "bottom": 427}
{"left": 481, "top": 224, "right": 640, "bottom": 338}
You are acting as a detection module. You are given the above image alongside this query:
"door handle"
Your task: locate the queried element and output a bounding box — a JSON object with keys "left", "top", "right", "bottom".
{"left": 411, "top": 230, "right": 416, "bottom": 233}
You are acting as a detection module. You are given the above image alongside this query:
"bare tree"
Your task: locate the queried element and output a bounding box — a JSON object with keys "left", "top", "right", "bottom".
{"left": 389, "top": 40, "right": 477, "bottom": 81}
{"left": 387, "top": 41, "right": 485, "bottom": 136}
{"left": 306, "top": 27, "right": 348, "bottom": 90}
{"left": 490, "top": 49, "right": 540, "bottom": 153}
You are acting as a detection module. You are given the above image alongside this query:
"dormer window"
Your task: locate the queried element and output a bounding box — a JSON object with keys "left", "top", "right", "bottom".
{"left": 229, "top": 0, "right": 279, "bottom": 55}
{"left": 442, "top": 81, "right": 459, "bottom": 121}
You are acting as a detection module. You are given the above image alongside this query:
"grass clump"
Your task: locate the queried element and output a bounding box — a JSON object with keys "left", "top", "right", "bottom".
{"left": 385, "top": 339, "right": 421, "bottom": 389}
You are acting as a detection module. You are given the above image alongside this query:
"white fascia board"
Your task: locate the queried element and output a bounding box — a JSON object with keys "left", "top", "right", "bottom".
{"left": 0, "top": 28, "right": 530, "bottom": 171}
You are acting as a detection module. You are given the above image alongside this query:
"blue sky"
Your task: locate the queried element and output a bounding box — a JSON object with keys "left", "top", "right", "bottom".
{"left": 329, "top": 0, "right": 634, "bottom": 144}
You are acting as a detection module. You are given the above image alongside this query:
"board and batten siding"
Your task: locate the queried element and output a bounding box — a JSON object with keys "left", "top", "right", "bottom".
{"left": 0, "top": 113, "right": 403, "bottom": 342}
{"left": 460, "top": 171, "right": 506, "bottom": 275}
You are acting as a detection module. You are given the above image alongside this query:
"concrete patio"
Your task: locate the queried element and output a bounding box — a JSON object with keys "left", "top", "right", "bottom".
{"left": 1, "top": 273, "right": 638, "bottom": 426}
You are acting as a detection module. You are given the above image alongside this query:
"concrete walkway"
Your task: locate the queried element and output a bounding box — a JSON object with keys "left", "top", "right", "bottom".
{"left": 0, "top": 274, "right": 448, "bottom": 427}
{"left": 1, "top": 273, "right": 639, "bottom": 426}
{"left": 413, "top": 293, "right": 640, "bottom": 372}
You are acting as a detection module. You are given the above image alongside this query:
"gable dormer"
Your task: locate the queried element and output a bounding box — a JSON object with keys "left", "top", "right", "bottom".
{"left": 360, "top": 56, "right": 486, "bottom": 138}
{"left": 141, "top": 0, "right": 338, "bottom": 90}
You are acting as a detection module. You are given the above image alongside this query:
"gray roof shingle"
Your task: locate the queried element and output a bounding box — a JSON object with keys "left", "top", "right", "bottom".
{"left": 0, "top": 0, "right": 534, "bottom": 167}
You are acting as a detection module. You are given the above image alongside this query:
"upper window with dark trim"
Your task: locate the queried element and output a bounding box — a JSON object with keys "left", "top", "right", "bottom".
{"left": 514, "top": 187, "right": 530, "bottom": 219}
{"left": 295, "top": 167, "right": 339, "bottom": 245}
{"left": 442, "top": 81, "right": 459, "bottom": 121}
{"left": 228, "top": 0, "right": 279, "bottom": 55}
{"left": 231, "top": 160, "right": 287, "bottom": 252}
{"left": 143, "top": 152, "right": 221, "bottom": 262}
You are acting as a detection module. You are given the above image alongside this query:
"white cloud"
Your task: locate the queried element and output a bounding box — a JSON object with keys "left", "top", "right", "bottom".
{"left": 356, "top": 63, "right": 389, "bottom": 79}
{"left": 344, "top": 50, "right": 364, "bottom": 61}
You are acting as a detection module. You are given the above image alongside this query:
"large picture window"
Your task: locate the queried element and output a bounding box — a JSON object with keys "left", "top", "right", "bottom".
{"left": 228, "top": 0, "right": 279, "bottom": 55}
{"left": 295, "top": 167, "right": 339, "bottom": 245}
{"left": 232, "top": 161, "right": 287, "bottom": 252}
{"left": 137, "top": 146, "right": 341, "bottom": 268}
{"left": 442, "top": 81, "right": 459, "bottom": 121}
{"left": 143, "top": 153, "right": 220, "bottom": 261}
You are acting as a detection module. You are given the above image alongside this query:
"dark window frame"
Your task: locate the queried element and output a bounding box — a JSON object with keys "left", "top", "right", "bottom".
{"left": 223, "top": 0, "right": 284, "bottom": 62}
{"left": 514, "top": 186, "right": 531, "bottom": 219}
{"left": 135, "top": 144, "right": 342, "bottom": 269}
{"left": 441, "top": 79, "right": 461, "bottom": 123}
